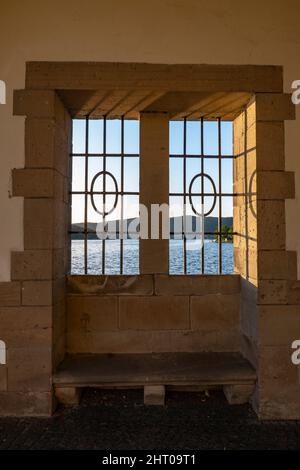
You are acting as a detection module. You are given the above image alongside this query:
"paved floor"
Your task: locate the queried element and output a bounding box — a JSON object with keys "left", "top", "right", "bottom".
{"left": 0, "top": 389, "right": 300, "bottom": 450}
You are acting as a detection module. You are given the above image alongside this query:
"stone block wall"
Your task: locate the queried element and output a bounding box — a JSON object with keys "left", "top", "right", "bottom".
{"left": 66, "top": 275, "right": 241, "bottom": 354}
{"left": 0, "top": 91, "right": 71, "bottom": 415}
{"left": 234, "top": 93, "right": 300, "bottom": 419}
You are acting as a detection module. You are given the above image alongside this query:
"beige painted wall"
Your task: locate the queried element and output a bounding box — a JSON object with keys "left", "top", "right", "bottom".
{"left": 0, "top": 0, "right": 299, "bottom": 281}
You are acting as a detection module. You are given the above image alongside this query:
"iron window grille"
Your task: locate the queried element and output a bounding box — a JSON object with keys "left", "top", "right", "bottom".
{"left": 169, "top": 117, "right": 235, "bottom": 275}
{"left": 70, "top": 116, "right": 140, "bottom": 275}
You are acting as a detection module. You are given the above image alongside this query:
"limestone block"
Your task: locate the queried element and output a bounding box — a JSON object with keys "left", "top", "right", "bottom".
{"left": 0, "top": 282, "right": 21, "bottom": 306}
{"left": 257, "top": 346, "right": 300, "bottom": 420}
{"left": 7, "top": 347, "right": 52, "bottom": 392}
{"left": 67, "top": 295, "right": 118, "bottom": 332}
{"left": 254, "top": 122, "right": 285, "bottom": 171}
{"left": 22, "top": 280, "right": 53, "bottom": 306}
{"left": 155, "top": 274, "right": 240, "bottom": 296}
{"left": 0, "top": 391, "right": 54, "bottom": 416}
{"left": 0, "top": 306, "right": 52, "bottom": 348}
{"left": 67, "top": 274, "right": 154, "bottom": 296}
{"left": 190, "top": 294, "right": 240, "bottom": 331}
{"left": 0, "top": 367, "right": 7, "bottom": 392}
{"left": 223, "top": 384, "right": 254, "bottom": 404}
{"left": 12, "top": 168, "right": 64, "bottom": 200}
{"left": 288, "top": 280, "right": 300, "bottom": 305}
{"left": 257, "top": 171, "right": 295, "bottom": 200}
{"left": 144, "top": 385, "right": 165, "bottom": 406}
{"left": 257, "top": 200, "right": 285, "bottom": 250}
{"left": 11, "top": 251, "right": 53, "bottom": 280}
{"left": 255, "top": 93, "right": 295, "bottom": 122}
{"left": 55, "top": 387, "right": 82, "bottom": 406}
{"left": 25, "top": 118, "right": 56, "bottom": 168}
{"left": 13, "top": 90, "right": 57, "bottom": 117}
{"left": 119, "top": 296, "right": 189, "bottom": 330}
{"left": 258, "top": 305, "right": 300, "bottom": 346}
{"left": 258, "top": 250, "right": 289, "bottom": 280}
{"left": 66, "top": 329, "right": 233, "bottom": 355}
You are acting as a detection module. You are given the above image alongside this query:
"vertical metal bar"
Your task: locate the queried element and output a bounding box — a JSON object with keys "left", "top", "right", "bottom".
{"left": 244, "top": 113, "right": 249, "bottom": 278}
{"left": 120, "top": 117, "right": 124, "bottom": 275}
{"left": 218, "top": 118, "right": 222, "bottom": 274}
{"left": 84, "top": 117, "right": 89, "bottom": 274}
{"left": 69, "top": 124, "right": 74, "bottom": 274}
{"left": 183, "top": 118, "right": 187, "bottom": 274}
{"left": 102, "top": 116, "right": 107, "bottom": 275}
{"left": 201, "top": 118, "right": 204, "bottom": 274}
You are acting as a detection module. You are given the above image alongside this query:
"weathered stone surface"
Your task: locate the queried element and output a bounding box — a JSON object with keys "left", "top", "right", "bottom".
{"left": 11, "top": 250, "right": 53, "bottom": 280}
{"left": 257, "top": 200, "right": 285, "bottom": 250}
{"left": 144, "top": 385, "right": 165, "bottom": 406}
{"left": 12, "top": 168, "right": 54, "bottom": 198}
{"left": 25, "top": 118, "right": 56, "bottom": 168}
{"left": 24, "top": 199, "right": 54, "bottom": 250}
{"left": 254, "top": 93, "right": 295, "bottom": 122}
{"left": 240, "top": 296, "right": 258, "bottom": 341}
{"left": 12, "top": 168, "right": 64, "bottom": 199}
{"left": 286, "top": 251, "right": 298, "bottom": 280}
{"left": 55, "top": 387, "right": 82, "bottom": 406}
{"left": 223, "top": 384, "right": 254, "bottom": 404}
{"left": 0, "top": 367, "right": 7, "bottom": 392}
{"left": 7, "top": 347, "right": 52, "bottom": 392}
{"left": 0, "top": 282, "right": 21, "bottom": 306}
{"left": 288, "top": 280, "right": 300, "bottom": 305}
{"left": 258, "top": 250, "right": 289, "bottom": 280}
{"left": 0, "top": 391, "right": 54, "bottom": 416}
{"left": 53, "top": 300, "right": 66, "bottom": 342}
{"left": 53, "top": 334, "right": 65, "bottom": 370}
{"left": 22, "top": 280, "right": 53, "bottom": 306}
{"left": 140, "top": 239, "right": 169, "bottom": 274}
{"left": 67, "top": 275, "right": 154, "bottom": 295}
{"left": 259, "top": 305, "right": 300, "bottom": 346}
{"left": 257, "top": 171, "right": 295, "bottom": 200}
{"left": 26, "top": 62, "right": 283, "bottom": 93}
{"left": 0, "top": 306, "right": 52, "bottom": 348}
{"left": 155, "top": 275, "right": 240, "bottom": 295}
{"left": 252, "top": 121, "right": 285, "bottom": 171}
{"left": 190, "top": 294, "right": 240, "bottom": 331}
{"left": 67, "top": 328, "right": 240, "bottom": 354}
{"left": 13, "top": 90, "right": 57, "bottom": 117}
{"left": 67, "top": 295, "right": 118, "bottom": 332}
{"left": 119, "top": 296, "right": 189, "bottom": 330}
{"left": 240, "top": 334, "right": 258, "bottom": 369}
{"left": 234, "top": 248, "right": 258, "bottom": 280}
{"left": 257, "top": 346, "right": 300, "bottom": 420}
{"left": 240, "top": 277, "right": 258, "bottom": 302}
{"left": 258, "top": 280, "right": 287, "bottom": 305}
{"left": 140, "top": 113, "right": 169, "bottom": 274}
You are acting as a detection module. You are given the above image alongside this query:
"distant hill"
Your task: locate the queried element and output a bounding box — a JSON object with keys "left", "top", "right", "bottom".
{"left": 71, "top": 216, "right": 233, "bottom": 239}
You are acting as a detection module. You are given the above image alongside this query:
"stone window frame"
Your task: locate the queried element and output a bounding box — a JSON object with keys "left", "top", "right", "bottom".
{"left": 0, "top": 62, "right": 298, "bottom": 418}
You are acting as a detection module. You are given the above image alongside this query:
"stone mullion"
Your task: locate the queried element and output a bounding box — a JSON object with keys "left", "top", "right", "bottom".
{"left": 139, "top": 112, "right": 169, "bottom": 274}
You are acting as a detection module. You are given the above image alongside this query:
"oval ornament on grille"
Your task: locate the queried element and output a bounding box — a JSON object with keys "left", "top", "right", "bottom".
{"left": 188, "top": 172, "right": 217, "bottom": 217}
{"left": 90, "top": 170, "right": 119, "bottom": 217}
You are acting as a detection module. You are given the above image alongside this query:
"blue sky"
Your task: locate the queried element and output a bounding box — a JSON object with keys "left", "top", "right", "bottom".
{"left": 72, "top": 119, "right": 233, "bottom": 224}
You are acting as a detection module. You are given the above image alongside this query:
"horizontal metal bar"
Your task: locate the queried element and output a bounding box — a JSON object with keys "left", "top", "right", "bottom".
{"left": 70, "top": 231, "right": 236, "bottom": 236}
{"left": 170, "top": 192, "right": 236, "bottom": 197}
{"left": 72, "top": 153, "right": 234, "bottom": 159}
{"left": 71, "top": 191, "right": 139, "bottom": 196}
{"left": 170, "top": 154, "right": 234, "bottom": 159}
{"left": 71, "top": 153, "right": 139, "bottom": 158}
